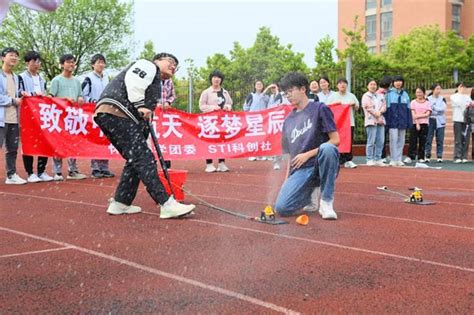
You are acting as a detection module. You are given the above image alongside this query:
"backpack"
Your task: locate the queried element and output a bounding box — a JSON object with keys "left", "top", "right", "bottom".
{"left": 464, "top": 103, "right": 474, "bottom": 124}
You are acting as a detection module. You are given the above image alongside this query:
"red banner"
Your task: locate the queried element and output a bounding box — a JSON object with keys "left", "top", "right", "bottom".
{"left": 20, "top": 97, "right": 351, "bottom": 159}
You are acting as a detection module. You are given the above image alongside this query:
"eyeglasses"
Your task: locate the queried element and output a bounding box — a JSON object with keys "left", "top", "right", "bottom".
{"left": 161, "top": 57, "right": 179, "bottom": 70}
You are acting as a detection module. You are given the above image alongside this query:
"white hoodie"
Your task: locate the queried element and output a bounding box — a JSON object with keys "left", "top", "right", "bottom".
{"left": 450, "top": 93, "right": 471, "bottom": 123}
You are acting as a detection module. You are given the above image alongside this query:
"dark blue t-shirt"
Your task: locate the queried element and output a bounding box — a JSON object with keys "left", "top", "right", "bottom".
{"left": 282, "top": 101, "right": 337, "bottom": 172}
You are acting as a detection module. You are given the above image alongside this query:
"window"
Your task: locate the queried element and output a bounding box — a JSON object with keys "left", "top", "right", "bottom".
{"left": 366, "top": 15, "right": 377, "bottom": 42}
{"left": 380, "top": 45, "right": 387, "bottom": 53}
{"left": 366, "top": 0, "right": 377, "bottom": 10}
{"left": 368, "top": 46, "right": 377, "bottom": 54}
{"left": 381, "top": 12, "right": 392, "bottom": 40}
{"left": 452, "top": 4, "right": 461, "bottom": 33}
{"left": 381, "top": 0, "right": 392, "bottom": 6}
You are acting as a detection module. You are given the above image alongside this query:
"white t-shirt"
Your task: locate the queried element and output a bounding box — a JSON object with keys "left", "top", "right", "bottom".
{"left": 32, "top": 74, "right": 41, "bottom": 94}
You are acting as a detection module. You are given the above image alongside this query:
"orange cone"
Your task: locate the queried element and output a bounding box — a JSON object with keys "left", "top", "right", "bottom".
{"left": 296, "top": 214, "right": 309, "bottom": 225}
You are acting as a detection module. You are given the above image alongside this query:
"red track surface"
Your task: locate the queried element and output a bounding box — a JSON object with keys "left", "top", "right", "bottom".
{"left": 1, "top": 158, "right": 473, "bottom": 313}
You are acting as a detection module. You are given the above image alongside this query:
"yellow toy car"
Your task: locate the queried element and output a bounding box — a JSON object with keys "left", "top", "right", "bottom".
{"left": 409, "top": 188, "right": 423, "bottom": 203}
{"left": 260, "top": 205, "right": 276, "bottom": 221}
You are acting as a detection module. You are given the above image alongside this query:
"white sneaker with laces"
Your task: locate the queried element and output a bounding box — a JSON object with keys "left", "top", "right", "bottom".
{"left": 344, "top": 161, "right": 357, "bottom": 169}
{"left": 38, "top": 173, "right": 54, "bottom": 182}
{"left": 217, "top": 162, "right": 230, "bottom": 172}
{"left": 454, "top": 159, "right": 462, "bottom": 163}
{"left": 27, "top": 174, "right": 42, "bottom": 183}
{"left": 318, "top": 199, "right": 337, "bottom": 220}
{"left": 389, "top": 161, "right": 397, "bottom": 167}
{"left": 418, "top": 158, "right": 426, "bottom": 163}
{"left": 107, "top": 198, "right": 142, "bottom": 215}
{"left": 160, "top": 196, "right": 195, "bottom": 219}
{"left": 375, "top": 160, "right": 387, "bottom": 167}
{"left": 248, "top": 157, "right": 257, "bottom": 161}
{"left": 437, "top": 158, "right": 443, "bottom": 163}
{"left": 53, "top": 174, "right": 64, "bottom": 181}
{"left": 256, "top": 156, "right": 267, "bottom": 161}
{"left": 273, "top": 163, "right": 281, "bottom": 170}
{"left": 462, "top": 159, "right": 468, "bottom": 163}
{"left": 304, "top": 187, "right": 321, "bottom": 212}
{"left": 67, "top": 171, "right": 87, "bottom": 180}
{"left": 5, "top": 173, "right": 27, "bottom": 185}
{"left": 366, "top": 160, "right": 376, "bottom": 166}
{"left": 396, "top": 161, "right": 405, "bottom": 167}
{"left": 403, "top": 157, "right": 412, "bottom": 164}
{"left": 205, "top": 164, "right": 217, "bottom": 173}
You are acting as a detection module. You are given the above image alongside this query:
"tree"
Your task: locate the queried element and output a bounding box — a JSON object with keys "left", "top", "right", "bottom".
{"left": 383, "top": 25, "right": 467, "bottom": 76}
{"left": 139, "top": 40, "right": 156, "bottom": 61}
{"left": 0, "top": 0, "right": 133, "bottom": 80}
{"left": 198, "top": 27, "right": 308, "bottom": 107}
{"left": 313, "top": 35, "right": 336, "bottom": 74}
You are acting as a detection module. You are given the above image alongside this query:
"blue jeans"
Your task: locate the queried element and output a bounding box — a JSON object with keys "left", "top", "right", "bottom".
{"left": 275, "top": 143, "right": 339, "bottom": 216}
{"left": 366, "top": 125, "right": 385, "bottom": 161}
{"left": 425, "top": 118, "right": 445, "bottom": 159}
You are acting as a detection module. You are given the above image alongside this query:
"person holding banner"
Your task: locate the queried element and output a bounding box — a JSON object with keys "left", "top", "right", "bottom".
{"left": 19, "top": 51, "right": 54, "bottom": 182}
{"left": 50, "top": 54, "right": 86, "bottom": 181}
{"left": 199, "top": 70, "right": 233, "bottom": 172}
{"left": 94, "top": 53, "right": 196, "bottom": 218}
{"left": 0, "top": 47, "right": 26, "bottom": 184}
{"left": 275, "top": 72, "right": 340, "bottom": 220}
{"left": 82, "top": 53, "right": 114, "bottom": 179}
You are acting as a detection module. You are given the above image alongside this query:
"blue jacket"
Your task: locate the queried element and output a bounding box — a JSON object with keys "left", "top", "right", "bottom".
{"left": 19, "top": 70, "right": 47, "bottom": 95}
{"left": 385, "top": 88, "right": 412, "bottom": 129}
{"left": 0, "top": 71, "right": 20, "bottom": 127}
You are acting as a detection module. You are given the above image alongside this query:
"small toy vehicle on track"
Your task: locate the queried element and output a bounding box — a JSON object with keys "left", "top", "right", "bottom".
{"left": 260, "top": 205, "right": 276, "bottom": 221}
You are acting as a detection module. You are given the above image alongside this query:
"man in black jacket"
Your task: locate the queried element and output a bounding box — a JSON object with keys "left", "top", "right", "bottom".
{"left": 94, "top": 53, "right": 195, "bottom": 218}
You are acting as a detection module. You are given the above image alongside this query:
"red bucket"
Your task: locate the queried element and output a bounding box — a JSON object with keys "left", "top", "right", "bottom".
{"left": 158, "top": 169, "right": 187, "bottom": 201}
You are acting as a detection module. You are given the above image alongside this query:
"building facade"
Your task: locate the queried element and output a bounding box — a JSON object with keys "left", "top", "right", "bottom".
{"left": 338, "top": 0, "right": 474, "bottom": 54}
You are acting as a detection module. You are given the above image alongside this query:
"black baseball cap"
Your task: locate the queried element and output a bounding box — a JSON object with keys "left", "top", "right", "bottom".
{"left": 1, "top": 47, "right": 19, "bottom": 57}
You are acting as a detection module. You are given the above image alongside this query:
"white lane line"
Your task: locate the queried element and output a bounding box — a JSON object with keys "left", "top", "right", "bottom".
{"left": 0, "top": 226, "right": 299, "bottom": 315}
{"left": 0, "top": 247, "right": 71, "bottom": 259}
{"left": 1, "top": 192, "right": 472, "bottom": 274}
{"left": 184, "top": 218, "right": 474, "bottom": 273}
{"left": 1, "top": 191, "right": 473, "bottom": 230}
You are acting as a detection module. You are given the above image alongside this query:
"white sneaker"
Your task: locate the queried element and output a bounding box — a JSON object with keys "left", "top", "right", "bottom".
{"left": 375, "top": 160, "right": 387, "bottom": 167}
{"left": 381, "top": 158, "right": 388, "bottom": 163}
{"left": 27, "top": 174, "right": 42, "bottom": 183}
{"left": 205, "top": 164, "right": 217, "bottom": 173}
{"left": 248, "top": 157, "right": 257, "bottom": 161}
{"left": 396, "top": 161, "right": 405, "bottom": 167}
{"left": 217, "top": 162, "right": 230, "bottom": 172}
{"left": 403, "top": 157, "right": 412, "bottom": 164}
{"left": 160, "top": 196, "right": 195, "bottom": 219}
{"left": 366, "top": 160, "right": 376, "bottom": 166}
{"left": 437, "top": 158, "right": 443, "bottom": 163}
{"left": 38, "top": 173, "right": 54, "bottom": 182}
{"left": 462, "top": 159, "right": 468, "bottom": 163}
{"left": 107, "top": 198, "right": 142, "bottom": 215}
{"left": 344, "top": 161, "right": 357, "bottom": 169}
{"left": 53, "top": 173, "right": 64, "bottom": 181}
{"left": 418, "top": 158, "right": 426, "bottom": 163}
{"left": 454, "top": 159, "right": 462, "bottom": 164}
{"left": 257, "top": 156, "right": 267, "bottom": 161}
{"left": 304, "top": 187, "right": 320, "bottom": 212}
{"left": 318, "top": 199, "right": 337, "bottom": 220}
{"left": 5, "top": 173, "right": 27, "bottom": 185}
{"left": 389, "top": 161, "right": 398, "bottom": 167}
{"left": 67, "top": 171, "right": 87, "bottom": 180}
{"left": 273, "top": 163, "right": 281, "bottom": 170}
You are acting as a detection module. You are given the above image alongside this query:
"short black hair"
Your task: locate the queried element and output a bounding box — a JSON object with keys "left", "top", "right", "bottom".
{"left": 24, "top": 51, "right": 41, "bottom": 63}
{"left": 91, "top": 53, "right": 106, "bottom": 65}
{"left": 319, "top": 76, "right": 330, "bottom": 86}
{"left": 379, "top": 75, "right": 392, "bottom": 89}
{"left": 1, "top": 47, "right": 19, "bottom": 57}
{"left": 153, "top": 52, "right": 179, "bottom": 66}
{"left": 392, "top": 75, "right": 404, "bottom": 83}
{"left": 209, "top": 70, "right": 224, "bottom": 84}
{"left": 415, "top": 86, "right": 426, "bottom": 94}
{"left": 279, "top": 72, "right": 309, "bottom": 92}
{"left": 336, "top": 78, "right": 348, "bottom": 85}
{"left": 59, "top": 54, "right": 75, "bottom": 64}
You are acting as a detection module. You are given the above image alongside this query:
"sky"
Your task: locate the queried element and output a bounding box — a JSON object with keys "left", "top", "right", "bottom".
{"left": 133, "top": 0, "right": 338, "bottom": 77}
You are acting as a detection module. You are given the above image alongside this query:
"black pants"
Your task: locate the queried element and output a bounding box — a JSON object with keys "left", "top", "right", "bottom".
{"left": 206, "top": 159, "right": 225, "bottom": 164}
{"left": 339, "top": 126, "right": 354, "bottom": 165}
{"left": 23, "top": 155, "right": 48, "bottom": 175}
{"left": 408, "top": 124, "right": 428, "bottom": 160}
{"left": 0, "top": 123, "right": 19, "bottom": 177}
{"left": 94, "top": 113, "right": 169, "bottom": 206}
{"left": 453, "top": 122, "right": 471, "bottom": 160}
{"left": 381, "top": 127, "right": 390, "bottom": 159}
